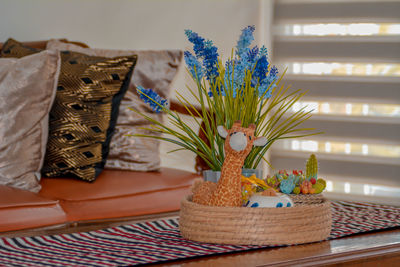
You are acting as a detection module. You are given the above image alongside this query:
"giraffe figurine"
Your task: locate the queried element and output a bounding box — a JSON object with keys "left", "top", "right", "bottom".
{"left": 192, "top": 120, "right": 268, "bottom": 207}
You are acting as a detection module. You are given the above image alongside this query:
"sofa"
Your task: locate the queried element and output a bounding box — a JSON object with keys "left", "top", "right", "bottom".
{"left": 0, "top": 40, "right": 200, "bottom": 233}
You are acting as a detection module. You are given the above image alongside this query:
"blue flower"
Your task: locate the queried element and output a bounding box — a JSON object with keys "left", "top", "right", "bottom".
{"left": 208, "top": 83, "right": 226, "bottom": 98}
{"left": 185, "top": 30, "right": 219, "bottom": 80}
{"left": 236, "top": 25, "right": 255, "bottom": 58}
{"left": 184, "top": 51, "right": 204, "bottom": 81}
{"left": 269, "top": 65, "right": 279, "bottom": 78}
{"left": 258, "top": 65, "right": 279, "bottom": 98}
{"left": 230, "top": 56, "right": 250, "bottom": 93}
{"left": 185, "top": 30, "right": 205, "bottom": 59}
{"left": 185, "top": 26, "right": 278, "bottom": 100}
{"left": 258, "top": 45, "right": 268, "bottom": 57}
{"left": 247, "top": 46, "right": 259, "bottom": 63}
{"left": 258, "top": 83, "right": 272, "bottom": 99}
{"left": 253, "top": 55, "right": 269, "bottom": 83}
{"left": 223, "top": 60, "right": 239, "bottom": 98}
{"left": 136, "top": 85, "right": 168, "bottom": 113}
{"left": 202, "top": 40, "right": 219, "bottom": 80}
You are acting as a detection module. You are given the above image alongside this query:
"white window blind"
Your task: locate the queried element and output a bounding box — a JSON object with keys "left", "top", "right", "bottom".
{"left": 270, "top": 0, "right": 400, "bottom": 205}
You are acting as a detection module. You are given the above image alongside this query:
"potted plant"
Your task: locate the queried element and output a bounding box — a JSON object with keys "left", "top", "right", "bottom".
{"left": 132, "top": 26, "right": 318, "bottom": 177}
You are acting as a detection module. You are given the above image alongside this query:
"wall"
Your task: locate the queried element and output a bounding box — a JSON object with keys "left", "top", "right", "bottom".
{"left": 0, "top": 0, "right": 272, "bottom": 54}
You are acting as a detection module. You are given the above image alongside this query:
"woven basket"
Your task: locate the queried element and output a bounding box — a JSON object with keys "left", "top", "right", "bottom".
{"left": 289, "top": 193, "right": 325, "bottom": 205}
{"left": 179, "top": 195, "right": 332, "bottom": 245}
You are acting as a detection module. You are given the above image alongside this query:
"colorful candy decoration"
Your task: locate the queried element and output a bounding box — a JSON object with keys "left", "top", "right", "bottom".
{"left": 266, "top": 175, "right": 280, "bottom": 189}
{"left": 317, "top": 178, "right": 326, "bottom": 187}
{"left": 312, "top": 178, "right": 326, "bottom": 194}
{"left": 264, "top": 169, "right": 326, "bottom": 195}
{"left": 239, "top": 154, "right": 327, "bottom": 206}
{"left": 279, "top": 174, "right": 297, "bottom": 194}
{"left": 300, "top": 180, "right": 315, "bottom": 194}
{"left": 292, "top": 186, "right": 301, "bottom": 194}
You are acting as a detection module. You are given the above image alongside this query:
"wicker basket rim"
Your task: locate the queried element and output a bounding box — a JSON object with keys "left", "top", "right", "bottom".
{"left": 183, "top": 195, "right": 330, "bottom": 211}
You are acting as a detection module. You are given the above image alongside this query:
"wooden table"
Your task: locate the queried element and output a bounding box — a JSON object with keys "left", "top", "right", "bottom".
{"left": 150, "top": 228, "right": 400, "bottom": 267}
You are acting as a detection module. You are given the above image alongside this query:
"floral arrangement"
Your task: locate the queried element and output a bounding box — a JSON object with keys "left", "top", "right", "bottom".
{"left": 134, "top": 26, "right": 319, "bottom": 171}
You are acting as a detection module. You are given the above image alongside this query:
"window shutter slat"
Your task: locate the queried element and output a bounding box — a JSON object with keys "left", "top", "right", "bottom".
{"left": 282, "top": 76, "right": 400, "bottom": 104}
{"left": 290, "top": 117, "right": 400, "bottom": 142}
{"left": 274, "top": 39, "right": 400, "bottom": 62}
{"left": 274, "top": 1, "right": 400, "bottom": 23}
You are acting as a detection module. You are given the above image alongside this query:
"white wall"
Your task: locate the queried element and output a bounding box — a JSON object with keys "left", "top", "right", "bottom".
{"left": 0, "top": 0, "right": 274, "bottom": 173}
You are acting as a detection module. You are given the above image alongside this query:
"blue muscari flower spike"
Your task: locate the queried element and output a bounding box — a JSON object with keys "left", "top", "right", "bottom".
{"left": 258, "top": 84, "right": 272, "bottom": 99}
{"left": 247, "top": 46, "right": 259, "bottom": 63}
{"left": 185, "top": 29, "right": 219, "bottom": 80}
{"left": 202, "top": 40, "right": 219, "bottom": 80}
{"left": 257, "top": 74, "right": 278, "bottom": 99}
{"left": 258, "top": 45, "right": 268, "bottom": 57}
{"left": 236, "top": 25, "right": 255, "bottom": 58}
{"left": 229, "top": 26, "right": 261, "bottom": 94}
{"left": 223, "top": 60, "right": 238, "bottom": 98}
{"left": 184, "top": 51, "right": 204, "bottom": 81}
{"left": 253, "top": 55, "right": 269, "bottom": 83}
{"left": 269, "top": 65, "right": 279, "bottom": 78}
{"left": 259, "top": 65, "right": 279, "bottom": 98}
{"left": 208, "top": 85, "right": 226, "bottom": 98}
{"left": 185, "top": 26, "right": 278, "bottom": 100}
{"left": 185, "top": 30, "right": 205, "bottom": 59}
{"left": 136, "top": 85, "right": 168, "bottom": 113}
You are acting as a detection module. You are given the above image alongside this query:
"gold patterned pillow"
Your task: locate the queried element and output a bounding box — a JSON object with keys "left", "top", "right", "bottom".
{"left": 46, "top": 39, "right": 183, "bottom": 172}
{"left": 0, "top": 38, "right": 41, "bottom": 57}
{"left": 1, "top": 39, "right": 137, "bottom": 181}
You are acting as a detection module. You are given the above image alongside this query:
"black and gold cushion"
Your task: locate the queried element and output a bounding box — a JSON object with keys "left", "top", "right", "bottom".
{"left": 1, "top": 39, "right": 137, "bottom": 181}
{"left": 0, "top": 38, "right": 41, "bottom": 57}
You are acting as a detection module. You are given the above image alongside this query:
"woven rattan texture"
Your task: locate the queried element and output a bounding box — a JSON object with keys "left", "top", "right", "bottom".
{"left": 289, "top": 194, "right": 326, "bottom": 205}
{"left": 180, "top": 195, "right": 332, "bottom": 245}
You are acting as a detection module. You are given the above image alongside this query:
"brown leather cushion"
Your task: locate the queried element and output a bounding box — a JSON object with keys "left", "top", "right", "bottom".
{"left": 39, "top": 168, "right": 199, "bottom": 221}
{"left": 0, "top": 185, "right": 66, "bottom": 232}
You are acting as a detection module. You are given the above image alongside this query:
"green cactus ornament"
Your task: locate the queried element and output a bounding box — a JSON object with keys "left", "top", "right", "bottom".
{"left": 306, "top": 154, "right": 318, "bottom": 180}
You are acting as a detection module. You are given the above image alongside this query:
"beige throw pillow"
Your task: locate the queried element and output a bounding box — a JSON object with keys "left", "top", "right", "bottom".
{"left": 0, "top": 50, "right": 61, "bottom": 192}
{"left": 46, "top": 39, "right": 183, "bottom": 172}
